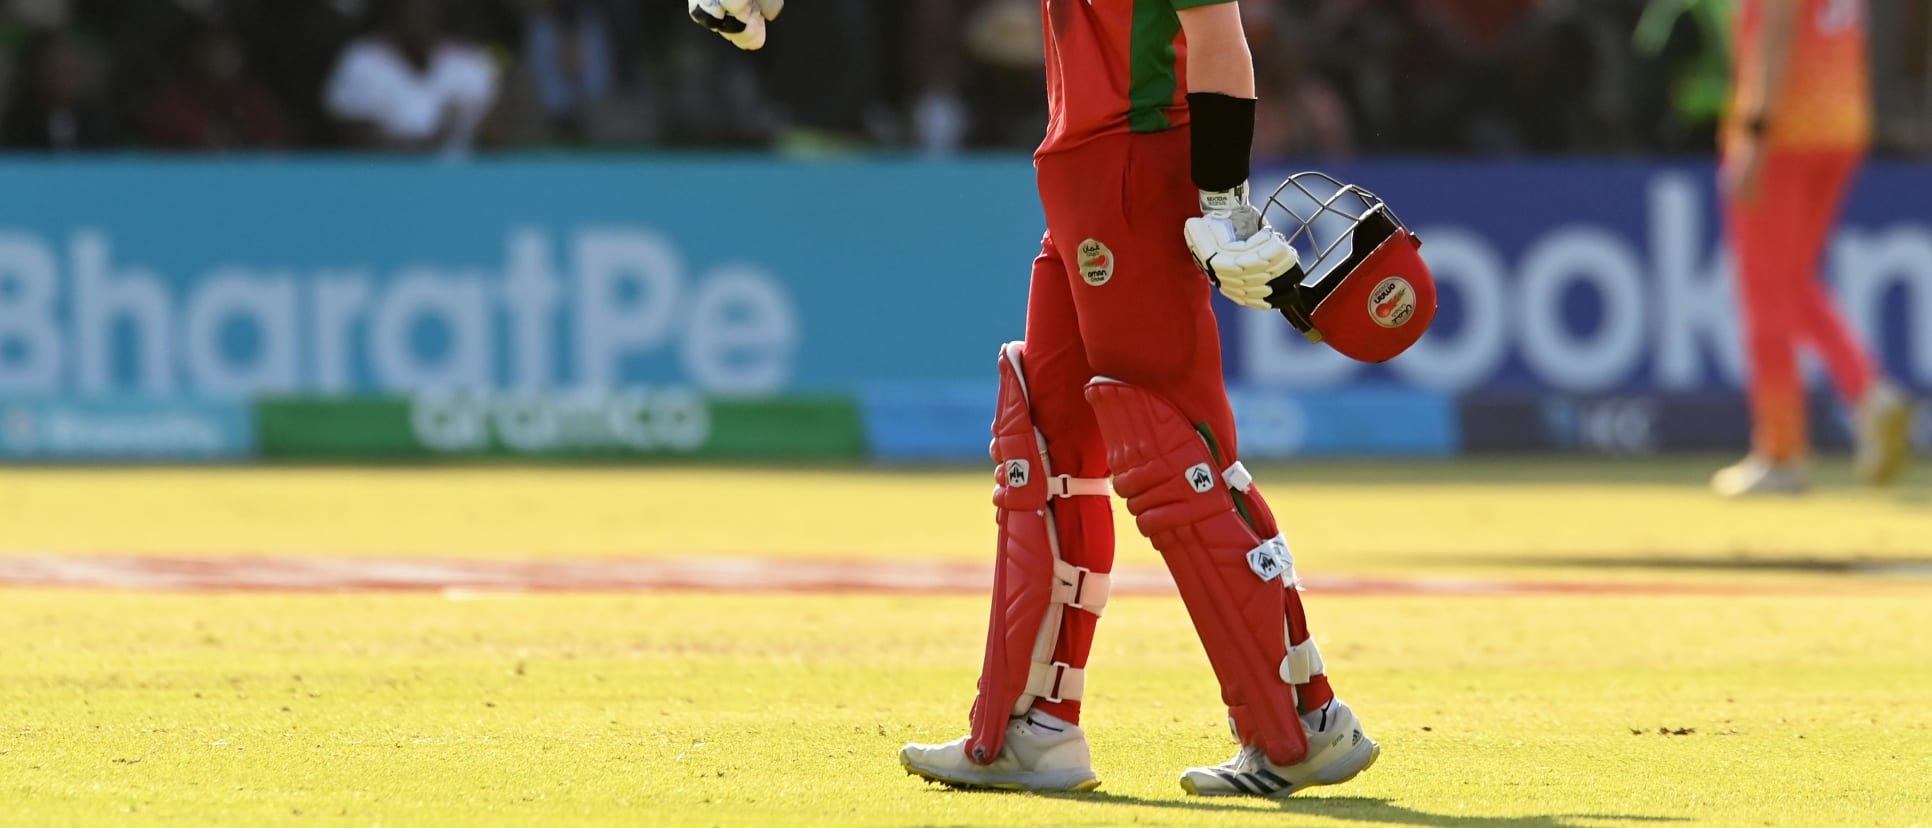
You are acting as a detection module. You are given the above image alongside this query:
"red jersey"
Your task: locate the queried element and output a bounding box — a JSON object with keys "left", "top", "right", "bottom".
{"left": 1729, "top": 0, "right": 1871, "bottom": 149}
{"left": 1039, "top": 0, "right": 1234, "bottom": 156}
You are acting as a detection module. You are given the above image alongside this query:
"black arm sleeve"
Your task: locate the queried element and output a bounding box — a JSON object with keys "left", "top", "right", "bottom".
{"left": 1186, "top": 92, "right": 1256, "bottom": 193}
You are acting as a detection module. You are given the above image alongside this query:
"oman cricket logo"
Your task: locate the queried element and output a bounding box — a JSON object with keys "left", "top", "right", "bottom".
{"left": 1368, "top": 276, "right": 1416, "bottom": 328}
{"left": 1078, "top": 239, "right": 1114, "bottom": 286}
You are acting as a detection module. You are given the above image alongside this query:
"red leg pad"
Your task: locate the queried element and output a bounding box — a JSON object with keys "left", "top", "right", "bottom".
{"left": 1084, "top": 377, "right": 1310, "bottom": 766}
{"left": 966, "top": 343, "right": 1108, "bottom": 764}
{"left": 966, "top": 507, "right": 1057, "bottom": 764}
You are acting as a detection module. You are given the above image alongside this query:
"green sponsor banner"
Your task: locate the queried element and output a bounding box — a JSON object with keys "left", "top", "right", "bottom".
{"left": 256, "top": 393, "right": 865, "bottom": 461}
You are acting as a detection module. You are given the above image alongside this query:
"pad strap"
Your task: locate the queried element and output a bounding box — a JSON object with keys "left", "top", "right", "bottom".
{"left": 1052, "top": 560, "right": 1111, "bottom": 616}
{"left": 1281, "top": 637, "right": 1326, "bottom": 685}
{"left": 1048, "top": 475, "right": 1112, "bottom": 499}
{"left": 995, "top": 467, "right": 1110, "bottom": 501}
{"left": 1024, "top": 660, "right": 1085, "bottom": 704}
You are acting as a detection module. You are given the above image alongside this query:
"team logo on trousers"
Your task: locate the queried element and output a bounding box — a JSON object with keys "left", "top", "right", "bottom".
{"left": 1078, "top": 240, "right": 1114, "bottom": 286}
{"left": 1369, "top": 276, "right": 1416, "bottom": 328}
{"left": 1185, "top": 463, "right": 1215, "bottom": 493}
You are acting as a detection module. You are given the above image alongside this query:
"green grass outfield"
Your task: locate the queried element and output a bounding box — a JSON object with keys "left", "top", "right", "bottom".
{"left": 2, "top": 459, "right": 1931, "bottom": 826}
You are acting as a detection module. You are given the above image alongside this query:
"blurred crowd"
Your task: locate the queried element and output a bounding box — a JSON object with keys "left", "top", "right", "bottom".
{"left": 1, "top": 0, "right": 1929, "bottom": 157}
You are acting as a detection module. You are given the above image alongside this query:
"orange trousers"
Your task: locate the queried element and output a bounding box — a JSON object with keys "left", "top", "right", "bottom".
{"left": 1723, "top": 148, "right": 1877, "bottom": 461}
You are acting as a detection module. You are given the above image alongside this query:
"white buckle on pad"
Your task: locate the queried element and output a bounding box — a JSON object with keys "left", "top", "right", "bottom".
{"left": 1221, "top": 461, "right": 1253, "bottom": 493}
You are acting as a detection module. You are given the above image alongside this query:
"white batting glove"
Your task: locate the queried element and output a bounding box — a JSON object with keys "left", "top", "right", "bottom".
{"left": 1184, "top": 182, "right": 1300, "bottom": 311}
{"left": 689, "top": 0, "right": 784, "bottom": 51}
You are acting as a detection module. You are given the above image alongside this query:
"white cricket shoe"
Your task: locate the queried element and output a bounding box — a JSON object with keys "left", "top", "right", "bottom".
{"left": 1711, "top": 455, "right": 1808, "bottom": 497}
{"left": 899, "top": 712, "right": 1099, "bottom": 792}
{"left": 1854, "top": 382, "right": 1913, "bottom": 487}
{"left": 1179, "top": 698, "right": 1379, "bottom": 798}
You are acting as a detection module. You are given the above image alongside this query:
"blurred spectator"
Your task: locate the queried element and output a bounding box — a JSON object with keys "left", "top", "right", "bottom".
{"left": 323, "top": 0, "right": 499, "bottom": 153}
{"left": 1415, "top": 0, "right": 1543, "bottom": 153}
{"left": 143, "top": 23, "right": 289, "bottom": 150}
{"left": 958, "top": 0, "right": 1047, "bottom": 149}
{"left": 0, "top": 29, "right": 115, "bottom": 151}
{"left": 524, "top": 0, "right": 614, "bottom": 144}
{"left": 4, "top": 0, "right": 72, "bottom": 29}
{"left": 0, "top": 0, "right": 1922, "bottom": 158}
{"left": 1245, "top": 0, "right": 1350, "bottom": 158}
{"left": 656, "top": 2, "right": 775, "bottom": 148}
{"left": 1634, "top": 0, "right": 1731, "bottom": 151}
{"left": 1503, "top": 4, "right": 1636, "bottom": 153}
{"left": 904, "top": 0, "right": 1045, "bottom": 153}
{"left": 229, "top": 0, "right": 371, "bottom": 147}
{"left": 1871, "top": 0, "right": 1931, "bottom": 152}
{"left": 90, "top": 0, "right": 218, "bottom": 131}
{"left": 903, "top": 0, "right": 967, "bottom": 154}
{"left": 759, "top": 0, "right": 888, "bottom": 152}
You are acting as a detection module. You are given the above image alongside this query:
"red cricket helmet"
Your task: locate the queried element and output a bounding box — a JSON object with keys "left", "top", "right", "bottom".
{"left": 1259, "top": 172, "right": 1436, "bottom": 363}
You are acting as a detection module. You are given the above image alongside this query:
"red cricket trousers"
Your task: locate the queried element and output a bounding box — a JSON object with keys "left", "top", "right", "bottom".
{"left": 1018, "top": 127, "right": 1329, "bottom": 723}
{"left": 1723, "top": 148, "right": 1877, "bottom": 460}
{"left": 1024, "top": 127, "right": 1241, "bottom": 485}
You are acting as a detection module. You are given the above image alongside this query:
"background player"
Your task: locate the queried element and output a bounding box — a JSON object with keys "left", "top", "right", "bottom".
{"left": 1712, "top": 0, "right": 1912, "bottom": 496}
{"left": 689, "top": 0, "right": 1423, "bottom": 798}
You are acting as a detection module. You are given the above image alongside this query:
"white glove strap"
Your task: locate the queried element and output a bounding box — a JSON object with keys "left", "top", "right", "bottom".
{"left": 1199, "top": 181, "right": 1252, "bottom": 216}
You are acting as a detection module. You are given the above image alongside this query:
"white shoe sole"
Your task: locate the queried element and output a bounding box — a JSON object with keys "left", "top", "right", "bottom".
{"left": 1711, "top": 479, "right": 1807, "bottom": 497}
{"left": 1710, "top": 464, "right": 1807, "bottom": 497}
{"left": 899, "top": 751, "right": 1100, "bottom": 793}
{"left": 1179, "top": 737, "right": 1381, "bottom": 798}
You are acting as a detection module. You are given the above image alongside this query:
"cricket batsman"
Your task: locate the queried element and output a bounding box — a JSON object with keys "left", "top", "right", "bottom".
{"left": 691, "top": 0, "right": 1434, "bottom": 796}
{"left": 1712, "top": 0, "right": 1912, "bottom": 496}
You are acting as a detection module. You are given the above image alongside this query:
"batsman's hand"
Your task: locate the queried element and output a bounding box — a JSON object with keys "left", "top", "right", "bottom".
{"left": 689, "top": 0, "right": 784, "bottom": 50}
{"left": 1185, "top": 183, "right": 1300, "bottom": 311}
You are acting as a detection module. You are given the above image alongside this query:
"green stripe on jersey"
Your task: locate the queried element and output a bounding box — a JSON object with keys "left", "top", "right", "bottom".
{"left": 1128, "top": 0, "right": 1237, "bottom": 133}
{"left": 1126, "top": 0, "right": 1181, "bottom": 132}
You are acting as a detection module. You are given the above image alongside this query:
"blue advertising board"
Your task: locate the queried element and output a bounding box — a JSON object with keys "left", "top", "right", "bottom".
{"left": 2, "top": 157, "right": 1927, "bottom": 459}
{"left": 4, "top": 157, "right": 1926, "bottom": 398}
{"left": 0, "top": 397, "right": 252, "bottom": 461}
{"left": 859, "top": 382, "right": 1456, "bottom": 462}
{"left": 0, "top": 158, "right": 1040, "bottom": 397}
{"left": 1230, "top": 160, "right": 1932, "bottom": 397}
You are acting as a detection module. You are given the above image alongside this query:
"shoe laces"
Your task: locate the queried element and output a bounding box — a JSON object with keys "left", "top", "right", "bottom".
{"left": 1217, "top": 744, "right": 1267, "bottom": 772}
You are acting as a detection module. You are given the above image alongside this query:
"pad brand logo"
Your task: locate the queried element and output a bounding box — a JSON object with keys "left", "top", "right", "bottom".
{"left": 1078, "top": 240, "right": 1114, "bottom": 286}
{"left": 1185, "top": 463, "right": 1215, "bottom": 493}
{"left": 1246, "top": 535, "right": 1293, "bottom": 582}
{"left": 1005, "top": 459, "right": 1031, "bottom": 487}
{"left": 1369, "top": 277, "right": 1416, "bottom": 328}
{"left": 1247, "top": 544, "right": 1288, "bottom": 582}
